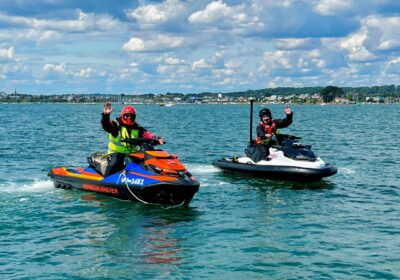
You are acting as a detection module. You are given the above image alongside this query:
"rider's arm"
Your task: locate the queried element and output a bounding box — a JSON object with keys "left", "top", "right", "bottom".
{"left": 138, "top": 126, "right": 155, "bottom": 139}
{"left": 101, "top": 113, "right": 119, "bottom": 137}
{"left": 256, "top": 125, "right": 267, "bottom": 139}
{"left": 275, "top": 112, "right": 293, "bottom": 129}
{"left": 138, "top": 126, "right": 163, "bottom": 143}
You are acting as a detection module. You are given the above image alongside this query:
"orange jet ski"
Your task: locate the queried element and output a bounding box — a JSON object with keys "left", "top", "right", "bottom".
{"left": 49, "top": 138, "right": 200, "bottom": 206}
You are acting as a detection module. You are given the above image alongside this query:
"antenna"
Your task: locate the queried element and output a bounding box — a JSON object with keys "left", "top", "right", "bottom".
{"left": 249, "top": 98, "right": 254, "bottom": 143}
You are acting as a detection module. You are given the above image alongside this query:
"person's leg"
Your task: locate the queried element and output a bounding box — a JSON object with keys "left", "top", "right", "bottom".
{"left": 104, "top": 153, "right": 125, "bottom": 177}
{"left": 264, "top": 144, "right": 270, "bottom": 159}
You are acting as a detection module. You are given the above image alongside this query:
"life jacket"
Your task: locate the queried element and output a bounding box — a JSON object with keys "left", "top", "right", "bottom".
{"left": 108, "top": 125, "right": 139, "bottom": 154}
{"left": 257, "top": 120, "right": 279, "bottom": 145}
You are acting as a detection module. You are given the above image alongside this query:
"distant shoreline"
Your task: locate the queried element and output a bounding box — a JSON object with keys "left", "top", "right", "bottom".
{"left": 1, "top": 101, "right": 398, "bottom": 105}
{"left": 2, "top": 85, "right": 399, "bottom": 105}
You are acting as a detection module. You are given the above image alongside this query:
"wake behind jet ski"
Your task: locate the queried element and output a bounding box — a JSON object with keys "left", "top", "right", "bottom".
{"left": 213, "top": 100, "right": 337, "bottom": 182}
{"left": 49, "top": 138, "right": 200, "bottom": 206}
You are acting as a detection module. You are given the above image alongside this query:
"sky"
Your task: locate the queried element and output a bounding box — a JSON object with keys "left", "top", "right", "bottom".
{"left": 0, "top": 0, "right": 399, "bottom": 95}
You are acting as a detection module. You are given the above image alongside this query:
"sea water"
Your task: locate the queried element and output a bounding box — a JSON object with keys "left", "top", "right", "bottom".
{"left": 0, "top": 103, "right": 399, "bottom": 279}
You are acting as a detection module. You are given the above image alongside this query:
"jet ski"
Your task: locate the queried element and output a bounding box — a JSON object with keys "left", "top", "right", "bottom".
{"left": 213, "top": 100, "right": 337, "bottom": 182}
{"left": 48, "top": 138, "right": 200, "bottom": 206}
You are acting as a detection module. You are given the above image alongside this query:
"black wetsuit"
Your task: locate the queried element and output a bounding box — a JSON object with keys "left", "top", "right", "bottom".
{"left": 256, "top": 112, "right": 293, "bottom": 140}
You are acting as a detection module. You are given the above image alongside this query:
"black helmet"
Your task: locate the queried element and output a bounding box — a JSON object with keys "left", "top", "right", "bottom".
{"left": 259, "top": 108, "right": 272, "bottom": 118}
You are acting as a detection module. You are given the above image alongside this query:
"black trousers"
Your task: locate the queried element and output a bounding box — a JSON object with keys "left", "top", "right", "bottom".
{"left": 104, "top": 152, "right": 126, "bottom": 177}
{"left": 245, "top": 144, "right": 270, "bottom": 163}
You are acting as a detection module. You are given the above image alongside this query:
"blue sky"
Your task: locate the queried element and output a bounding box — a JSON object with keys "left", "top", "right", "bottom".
{"left": 0, "top": 0, "right": 399, "bottom": 94}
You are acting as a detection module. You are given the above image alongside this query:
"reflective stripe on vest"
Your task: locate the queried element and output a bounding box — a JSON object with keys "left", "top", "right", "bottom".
{"left": 108, "top": 126, "right": 139, "bottom": 154}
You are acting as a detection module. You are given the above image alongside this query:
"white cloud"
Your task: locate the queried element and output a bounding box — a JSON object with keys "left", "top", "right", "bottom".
{"left": 224, "top": 60, "right": 242, "bottom": 69}
{"left": 0, "top": 29, "right": 61, "bottom": 44}
{"left": 122, "top": 35, "right": 186, "bottom": 52}
{"left": 308, "top": 50, "right": 326, "bottom": 68}
{"left": 188, "top": 0, "right": 263, "bottom": 33}
{"left": 214, "top": 76, "right": 250, "bottom": 86}
{"left": 42, "top": 63, "right": 92, "bottom": 78}
{"left": 338, "top": 16, "right": 400, "bottom": 62}
{"left": 24, "top": 30, "right": 61, "bottom": 43}
{"left": 157, "top": 65, "right": 168, "bottom": 74}
{"left": 75, "top": 68, "right": 92, "bottom": 78}
{"left": 132, "top": 5, "right": 165, "bottom": 23}
{"left": 384, "top": 57, "right": 400, "bottom": 75}
{"left": 212, "top": 68, "right": 234, "bottom": 77}
{"left": 341, "top": 32, "right": 375, "bottom": 62}
{"left": 192, "top": 58, "right": 211, "bottom": 71}
{"left": 258, "top": 49, "right": 330, "bottom": 77}
{"left": 313, "top": 0, "right": 354, "bottom": 16}
{"left": 0, "top": 10, "right": 119, "bottom": 33}
{"left": 0, "top": 46, "right": 15, "bottom": 60}
{"left": 189, "top": 0, "right": 236, "bottom": 23}
{"left": 112, "top": 67, "right": 141, "bottom": 80}
{"left": 362, "top": 16, "right": 400, "bottom": 51}
{"left": 122, "top": 37, "right": 145, "bottom": 51}
{"left": 129, "top": 62, "right": 139, "bottom": 68}
{"left": 251, "top": 0, "right": 294, "bottom": 11}
{"left": 275, "top": 38, "right": 317, "bottom": 50}
{"left": 164, "top": 57, "right": 185, "bottom": 65}
{"left": 153, "top": 55, "right": 189, "bottom": 76}
{"left": 43, "top": 63, "right": 68, "bottom": 74}
{"left": 261, "top": 51, "right": 292, "bottom": 71}
{"left": 127, "top": 0, "right": 185, "bottom": 28}
{"left": 211, "top": 58, "right": 241, "bottom": 78}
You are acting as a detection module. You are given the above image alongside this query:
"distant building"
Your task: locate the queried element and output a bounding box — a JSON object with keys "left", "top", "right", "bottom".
{"left": 334, "top": 97, "right": 349, "bottom": 103}
{"left": 373, "top": 96, "right": 384, "bottom": 103}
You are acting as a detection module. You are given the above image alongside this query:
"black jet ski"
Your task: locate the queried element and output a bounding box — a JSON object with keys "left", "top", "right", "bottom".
{"left": 49, "top": 138, "right": 200, "bottom": 206}
{"left": 213, "top": 100, "right": 337, "bottom": 182}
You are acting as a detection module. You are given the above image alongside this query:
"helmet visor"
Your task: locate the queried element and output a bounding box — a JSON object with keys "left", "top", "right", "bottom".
{"left": 123, "top": 113, "right": 136, "bottom": 121}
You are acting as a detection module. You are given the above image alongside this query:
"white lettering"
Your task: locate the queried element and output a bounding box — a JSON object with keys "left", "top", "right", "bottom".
{"left": 118, "top": 173, "right": 145, "bottom": 186}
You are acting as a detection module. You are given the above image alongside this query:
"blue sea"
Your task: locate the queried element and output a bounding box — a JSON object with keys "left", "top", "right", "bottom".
{"left": 0, "top": 103, "right": 399, "bottom": 279}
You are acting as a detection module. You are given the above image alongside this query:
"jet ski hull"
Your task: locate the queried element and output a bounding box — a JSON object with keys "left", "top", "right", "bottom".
{"left": 49, "top": 167, "right": 199, "bottom": 206}
{"left": 213, "top": 158, "right": 337, "bottom": 182}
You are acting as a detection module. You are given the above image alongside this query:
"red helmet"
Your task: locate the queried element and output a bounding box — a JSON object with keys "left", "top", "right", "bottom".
{"left": 120, "top": 106, "right": 136, "bottom": 125}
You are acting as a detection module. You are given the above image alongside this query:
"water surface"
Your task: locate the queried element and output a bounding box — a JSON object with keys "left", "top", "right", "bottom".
{"left": 0, "top": 103, "right": 399, "bottom": 279}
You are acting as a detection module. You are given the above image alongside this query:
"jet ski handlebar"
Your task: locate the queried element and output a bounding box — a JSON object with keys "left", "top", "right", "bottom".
{"left": 121, "top": 138, "right": 165, "bottom": 146}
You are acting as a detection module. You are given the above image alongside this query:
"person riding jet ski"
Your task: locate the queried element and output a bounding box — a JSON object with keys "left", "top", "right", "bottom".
{"left": 249, "top": 106, "right": 293, "bottom": 162}
{"left": 101, "top": 102, "right": 164, "bottom": 176}
{"left": 213, "top": 100, "right": 337, "bottom": 182}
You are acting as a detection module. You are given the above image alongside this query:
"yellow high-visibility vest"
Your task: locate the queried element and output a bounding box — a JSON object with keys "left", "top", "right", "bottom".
{"left": 108, "top": 126, "right": 139, "bottom": 154}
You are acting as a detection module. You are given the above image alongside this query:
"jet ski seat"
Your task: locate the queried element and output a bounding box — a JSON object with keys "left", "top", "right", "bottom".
{"left": 88, "top": 152, "right": 109, "bottom": 176}
{"left": 281, "top": 139, "right": 317, "bottom": 161}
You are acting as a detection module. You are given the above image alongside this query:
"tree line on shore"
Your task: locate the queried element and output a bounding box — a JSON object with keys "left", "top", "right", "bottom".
{"left": 1, "top": 85, "right": 399, "bottom": 103}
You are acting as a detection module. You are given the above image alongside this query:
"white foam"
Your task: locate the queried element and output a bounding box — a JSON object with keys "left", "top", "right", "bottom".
{"left": 1, "top": 179, "right": 54, "bottom": 193}
{"left": 339, "top": 167, "right": 356, "bottom": 174}
{"left": 186, "top": 164, "right": 219, "bottom": 175}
